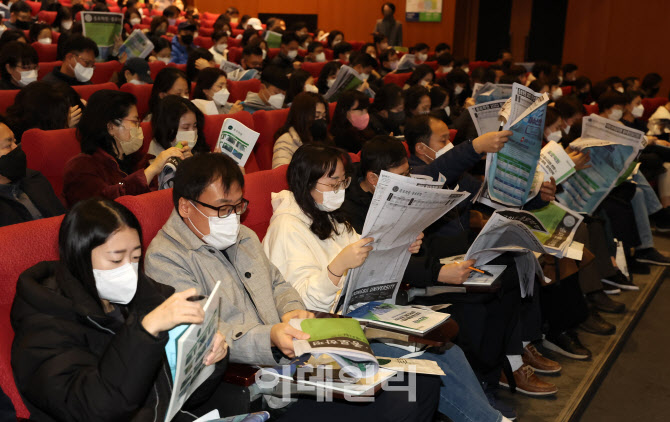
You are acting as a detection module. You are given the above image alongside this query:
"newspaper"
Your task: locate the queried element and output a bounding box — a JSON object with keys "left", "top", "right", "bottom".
{"left": 396, "top": 53, "right": 417, "bottom": 72}
{"left": 220, "top": 60, "right": 259, "bottom": 81}
{"left": 468, "top": 99, "right": 507, "bottom": 136}
{"left": 118, "top": 29, "right": 154, "bottom": 59}
{"left": 556, "top": 114, "right": 646, "bottom": 214}
{"left": 264, "top": 30, "right": 282, "bottom": 48}
{"left": 376, "top": 357, "right": 445, "bottom": 376}
{"left": 81, "top": 12, "right": 123, "bottom": 48}
{"left": 346, "top": 301, "right": 450, "bottom": 334}
{"left": 471, "top": 83, "right": 513, "bottom": 105}
{"left": 165, "top": 281, "right": 222, "bottom": 422}
{"left": 538, "top": 141, "right": 576, "bottom": 184}
{"left": 486, "top": 83, "right": 549, "bottom": 207}
{"left": 324, "top": 65, "right": 374, "bottom": 102}
{"left": 339, "top": 171, "right": 468, "bottom": 312}
{"left": 217, "top": 118, "right": 259, "bottom": 166}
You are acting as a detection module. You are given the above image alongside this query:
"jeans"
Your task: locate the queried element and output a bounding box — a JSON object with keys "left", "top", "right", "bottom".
{"left": 371, "top": 342, "right": 502, "bottom": 422}
{"left": 632, "top": 173, "right": 662, "bottom": 249}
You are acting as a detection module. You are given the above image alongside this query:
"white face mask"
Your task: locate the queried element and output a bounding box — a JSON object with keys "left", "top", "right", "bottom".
{"left": 420, "top": 79, "right": 429, "bottom": 87}
{"left": 18, "top": 69, "right": 37, "bottom": 86}
{"left": 315, "top": 188, "right": 345, "bottom": 211}
{"left": 168, "top": 18, "right": 177, "bottom": 26}
{"left": 547, "top": 130, "right": 562, "bottom": 142}
{"left": 215, "top": 43, "right": 227, "bottom": 54}
{"left": 62, "top": 20, "right": 73, "bottom": 30}
{"left": 564, "top": 124, "right": 571, "bottom": 134}
{"left": 287, "top": 49, "right": 298, "bottom": 59}
{"left": 327, "top": 78, "right": 335, "bottom": 88}
{"left": 462, "top": 66, "right": 470, "bottom": 74}
{"left": 608, "top": 109, "right": 623, "bottom": 121}
{"left": 315, "top": 52, "right": 326, "bottom": 62}
{"left": 129, "top": 78, "right": 144, "bottom": 85}
{"left": 344, "top": 53, "right": 350, "bottom": 62}
{"left": 441, "top": 66, "right": 452, "bottom": 74}
{"left": 454, "top": 85, "right": 464, "bottom": 95}
{"left": 158, "top": 57, "right": 171, "bottom": 65}
{"left": 38, "top": 37, "right": 52, "bottom": 45}
{"left": 175, "top": 130, "right": 197, "bottom": 148}
{"left": 118, "top": 126, "right": 144, "bottom": 155}
{"left": 212, "top": 88, "right": 230, "bottom": 105}
{"left": 616, "top": 86, "right": 624, "bottom": 93}
{"left": 551, "top": 87, "right": 563, "bottom": 100}
{"left": 304, "top": 83, "right": 318, "bottom": 94}
{"left": 73, "top": 62, "right": 94, "bottom": 82}
{"left": 261, "top": 49, "right": 267, "bottom": 59}
{"left": 417, "top": 53, "right": 428, "bottom": 62}
{"left": 444, "top": 105, "right": 450, "bottom": 116}
{"left": 360, "top": 72, "right": 370, "bottom": 81}
{"left": 189, "top": 202, "right": 240, "bottom": 250}
{"left": 93, "top": 262, "right": 139, "bottom": 305}
{"left": 632, "top": 104, "right": 644, "bottom": 118}
{"left": 425, "top": 142, "right": 453, "bottom": 160}
{"left": 130, "top": 17, "right": 141, "bottom": 26}
{"left": 268, "top": 92, "right": 285, "bottom": 109}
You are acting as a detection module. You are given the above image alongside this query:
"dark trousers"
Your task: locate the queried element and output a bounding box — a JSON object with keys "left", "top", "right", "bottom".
{"left": 540, "top": 272, "right": 589, "bottom": 337}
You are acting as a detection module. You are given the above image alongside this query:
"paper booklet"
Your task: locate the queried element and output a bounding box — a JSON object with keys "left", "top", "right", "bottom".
{"left": 468, "top": 99, "right": 507, "bottom": 137}
{"left": 376, "top": 357, "right": 445, "bottom": 376}
{"left": 165, "top": 281, "right": 223, "bottom": 422}
{"left": 396, "top": 53, "right": 417, "bottom": 72}
{"left": 439, "top": 255, "right": 507, "bottom": 287}
{"left": 538, "top": 141, "right": 576, "bottom": 184}
{"left": 346, "top": 302, "right": 449, "bottom": 335}
{"left": 220, "top": 61, "right": 259, "bottom": 82}
{"left": 217, "top": 118, "right": 259, "bottom": 166}
{"left": 118, "top": 29, "right": 154, "bottom": 59}
{"left": 324, "top": 65, "right": 374, "bottom": 102}
{"left": 471, "top": 83, "right": 513, "bottom": 105}
{"left": 193, "top": 411, "right": 270, "bottom": 422}
{"left": 264, "top": 30, "right": 282, "bottom": 48}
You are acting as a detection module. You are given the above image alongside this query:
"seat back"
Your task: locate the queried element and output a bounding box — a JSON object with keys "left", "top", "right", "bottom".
{"left": 227, "top": 46, "right": 242, "bottom": 64}
{"left": 203, "top": 111, "right": 260, "bottom": 173}
{"left": 25, "top": 0, "right": 41, "bottom": 15}
{"left": 116, "top": 189, "right": 175, "bottom": 250}
{"left": 148, "top": 61, "right": 167, "bottom": 79}
{"left": 251, "top": 108, "right": 290, "bottom": 170}
{"left": 641, "top": 97, "right": 667, "bottom": 122}
{"left": 37, "top": 10, "right": 57, "bottom": 24}
{"left": 240, "top": 165, "right": 288, "bottom": 240}
{"left": 139, "top": 121, "right": 154, "bottom": 155}
{"left": 37, "top": 61, "right": 62, "bottom": 80}
{"left": 194, "top": 36, "right": 213, "bottom": 49}
{"left": 72, "top": 82, "right": 118, "bottom": 101}
{"left": 383, "top": 72, "right": 412, "bottom": 87}
{"left": 22, "top": 128, "right": 81, "bottom": 197}
{"left": 227, "top": 78, "right": 261, "bottom": 103}
{"left": 561, "top": 85, "right": 573, "bottom": 96}
{"left": 32, "top": 42, "right": 58, "bottom": 62}
{"left": 120, "top": 82, "right": 154, "bottom": 119}
{"left": 91, "top": 61, "right": 123, "bottom": 84}
{"left": 0, "top": 90, "right": 18, "bottom": 115}
{"left": 301, "top": 61, "right": 327, "bottom": 79}
{"left": 583, "top": 104, "right": 599, "bottom": 116}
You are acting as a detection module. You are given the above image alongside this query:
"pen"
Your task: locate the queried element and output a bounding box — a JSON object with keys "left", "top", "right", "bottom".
{"left": 186, "top": 295, "right": 208, "bottom": 302}
{"left": 468, "top": 266, "right": 494, "bottom": 277}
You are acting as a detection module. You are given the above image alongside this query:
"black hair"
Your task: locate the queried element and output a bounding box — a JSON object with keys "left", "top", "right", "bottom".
{"left": 435, "top": 43, "right": 450, "bottom": 53}
{"left": 59, "top": 198, "right": 143, "bottom": 303}
{"left": 470, "top": 67, "right": 496, "bottom": 84}
{"left": 211, "top": 30, "right": 227, "bottom": 43}
{"left": 436, "top": 52, "right": 454, "bottom": 66}
{"left": 148, "top": 67, "right": 189, "bottom": 117}
{"left": 276, "top": 91, "right": 330, "bottom": 144}
{"left": 53, "top": 6, "right": 72, "bottom": 31}
{"left": 241, "top": 27, "right": 259, "bottom": 46}
{"left": 498, "top": 74, "right": 517, "bottom": 85}
{"left": 575, "top": 76, "right": 591, "bottom": 91}
{"left": 151, "top": 95, "right": 207, "bottom": 153}
{"left": 372, "top": 32, "right": 387, "bottom": 45}
{"left": 333, "top": 42, "right": 352, "bottom": 58}
{"left": 360, "top": 135, "right": 406, "bottom": 176}
{"left": 92, "top": 3, "right": 110, "bottom": 12}
{"left": 307, "top": 41, "right": 322, "bottom": 53}
{"left": 186, "top": 47, "right": 214, "bottom": 82}
{"left": 562, "top": 63, "right": 578, "bottom": 75}
{"left": 151, "top": 36, "right": 171, "bottom": 54}
{"left": 332, "top": 89, "right": 369, "bottom": 132}
{"left": 260, "top": 65, "right": 289, "bottom": 91}
{"left": 193, "top": 67, "right": 226, "bottom": 99}
{"left": 429, "top": 85, "right": 448, "bottom": 110}
{"left": 606, "top": 76, "right": 623, "bottom": 87}
{"left": 163, "top": 5, "right": 180, "bottom": 18}
{"left": 327, "top": 30, "right": 344, "bottom": 48}
{"left": 242, "top": 43, "right": 263, "bottom": 58}
{"left": 10, "top": 1, "right": 31, "bottom": 14}
{"left": 77, "top": 90, "right": 137, "bottom": 156}
{"left": 623, "top": 77, "right": 639, "bottom": 92}
{"left": 0, "top": 41, "right": 38, "bottom": 83}
{"left": 172, "top": 153, "right": 245, "bottom": 208}
{"left": 281, "top": 31, "right": 299, "bottom": 46}
{"left": 287, "top": 144, "right": 353, "bottom": 240}
{"left": 28, "top": 23, "right": 51, "bottom": 43}
{"left": 62, "top": 34, "right": 99, "bottom": 58}
{"left": 528, "top": 80, "right": 547, "bottom": 93}
{"left": 590, "top": 80, "right": 611, "bottom": 103}
{"left": 445, "top": 68, "right": 469, "bottom": 86}
{"left": 406, "top": 64, "right": 435, "bottom": 87}
{"left": 545, "top": 106, "right": 560, "bottom": 129}
{"left": 285, "top": 69, "right": 312, "bottom": 105}
{"left": 370, "top": 83, "right": 403, "bottom": 112}
{"left": 350, "top": 52, "right": 378, "bottom": 70}
{"left": 404, "top": 85, "right": 430, "bottom": 116}
{"left": 381, "top": 2, "right": 396, "bottom": 14}
{"left": 624, "top": 90, "right": 642, "bottom": 105}
{"left": 291, "top": 21, "right": 308, "bottom": 32}
{"left": 597, "top": 91, "right": 626, "bottom": 112}
{"left": 0, "top": 29, "right": 28, "bottom": 50}
{"left": 412, "top": 42, "right": 429, "bottom": 53}
{"left": 149, "top": 16, "right": 168, "bottom": 36}
{"left": 379, "top": 48, "right": 397, "bottom": 65}
{"left": 554, "top": 96, "right": 584, "bottom": 120}
{"left": 404, "top": 114, "right": 436, "bottom": 154}
{"left": 316, "top": 61, "right": 342, "bottom": 94}
{"left": 497, "top": 49, "right": 511, "bottom": 60}
{"left": 641, "top": 73, "right": 662, "bottom": 92}
{"left": 531, "top": 61, "right": 553, "bottom": 78}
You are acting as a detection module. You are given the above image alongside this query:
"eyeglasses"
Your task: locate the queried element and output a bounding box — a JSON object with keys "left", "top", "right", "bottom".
{"left": 317, "top": 177, "right": 351, "bottom": 193}
{"left": 74, "top": 54, "right": 95, "bottom": 68}
{"left": 191, "top": 198, "right": 249, "bottom": 218}
{"left": 122, "top": 118, "right": 141, "bottom": 128}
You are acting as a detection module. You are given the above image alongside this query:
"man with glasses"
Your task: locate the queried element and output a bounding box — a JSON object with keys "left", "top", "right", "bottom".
{"left": 42, "top": 35, "right": 98, "bottom": 86}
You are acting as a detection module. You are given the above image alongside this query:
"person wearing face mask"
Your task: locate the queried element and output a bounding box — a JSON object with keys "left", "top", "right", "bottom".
{"left": 4, "top": 1, "right": 32, "bottom": 31}
{"left": 436, "top": 52, "right": 454, "bottom": 75}
{"left": 270, "top": 32, "right": 303, "bottom": 75}
{"left": 115, "top": 57, "right": 154, "bottom": 87}
{"left": 273, "top": 92, "right": 330, "bottom": 168}
{"left": 185, "top": 48, "right": 217, "bottom": 82}
{"left": 412, "top": 42, "right": 429, "bottom": 64}
{"left": 28, "top": 22, "right": 53, "bottom": 45}
{"left": 223, "top": 44, "right": 263, "bottom": 82}
{"left": 331, "top": 89, "right": 373, "bottom": 153}
{"left": 315, "top": 60, "right": 342, "bottom": 94}
{"left": 148, "top": 16, "right": 170, "bottom": 38}
{"left": 332, "top": 41, "right": 353, "bottom": 63}
{"left": 171, "top": 21, "right": 197, "bottom": 65}
{"left": 54, "top": 6, "right": 73, "bottom": 33}
{"left": 374, "top": 2, "right": 402, "bottom": 47}
{"left": 0, "top": 116, "right": 64, "bottom": 227}
{"left": 192, "top": 68, "right": 243, "bottom": 115}
{"left": 429, "top": 85, "right": 452, "bottom": 126}
{"left": 162, "top": 5, "right": 180, "bottom": 27}
{"left": 368, "top": 83, "right": 405, "bottom": 136}
{"left": 148, "top": 36, "right": 172, "bottom": 64}
{"left": 378, "top": 48, "right": 399, "bottom": 77}
{"left": 283, "top": 69, "right": 317, "bottom": 106}
{"left": 42, "top": 35, "right": 98, "bottom": 87}
{"left": 348, "top": 52, "right": 380, "bottom": 92}
{"left": 0, "top": 41, "right": 38, "bottom": 90}
{"left": 597, "top": 90, "right": 626, "bottom": 122}
{"left": 124, "top": 7, "right": 143, "bottom": 32}
{"left": 146, "top": 67, "right": 190, "bottom": 121}
{"left": 621, "top": 90, "right": 648, "bottom": 132}
{"left": 404, "top": 64, "right": 435, "bottom": 90}
{"left": 372, "top": 32, "right": 389, "bottom": 57}
{"left": 326, "top": 30, "right": 344, "bottom": 49}
{"left": 241, "top": 65, "right": 288, "bottom": 114}
{"left": 640, "top": 72, "right": 662, "bottom": 99}
{"left": 208, "top": 30, "right": 228, "bottom": 65}
{"left": 404, "top": 85, "right": 431, "bottom": 119}
{"left": 11, "top": 198, "right": 230, "bottom": 421}
{"left": 304, "top": 41, "right": 326, "bottom": 63}
{"left": 63, "top": 90, "right": 185, "bottom": 207}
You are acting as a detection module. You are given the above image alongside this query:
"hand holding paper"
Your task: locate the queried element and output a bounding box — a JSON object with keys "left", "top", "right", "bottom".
{"left": 539, "top": 177, "right": 557, "bottom": 202}
{"left": 281, "top": 309, "right": 316, "bottom": 323}
{"left": 473, "top": 130, "right": 513, "bottom": 154}
{"left": 408, "top": 232, "right": 424, "bottom": 253}
{"left": 271, "top": 322, "right": 310, "bottom": 358}
{"left": 142, "top": 288, "right": 205, "bottom": 337}
{"left": 203, "top": 331, "right": 228, "bottom": 366}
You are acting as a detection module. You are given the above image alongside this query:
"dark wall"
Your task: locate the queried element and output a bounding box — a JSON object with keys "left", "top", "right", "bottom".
{"left": 475, "top": 0, "right": 512, "bottom": 61}
{"left": 527, "top": 0, "right": 568, "bottom": 64}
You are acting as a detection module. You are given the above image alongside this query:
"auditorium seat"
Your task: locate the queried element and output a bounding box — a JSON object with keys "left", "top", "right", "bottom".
{"left": 267, "top": 48, "right": 280, "bottom": 60}
{"left": 21, "top": 128, "right": 80, "bottom": 198}
{"left": 227, "top": 78, "right": 261, "bottom": 103}
{"left": 194, "top": 36, "right": 213, "bottom": 49}
{"left": 203, "top": 111, "right": 260, "bottom": 173}
{"left": 301, "top": 61, "right": 327, "bottom": 79}
{"left": 450, "top": 129, "right": 457, "bottom": 142}
{"left": 641, "top": 97, "right": 667, "bottom": 122}
{"left": 32, "top": 42, "right": 58, "bottom": 62}
{"left": 72, "top": 82, "right": 118, "bottom": 101}
{"left": 117, "top": 189, "right": 174, "bottom": 250}
{"left": 0, "top": 90, "right": 18, "bottom": 115}
{"left": 383, "top": 72, "right": 412, "bottom": 87}
{"left": 168, "top": 63, "right": 187, "bottom": 73}
{"left": 148, "top": 60, "right": 167, "bottom": 79}
{"left": 424, "top": 61, "right": 439, "bottom": 71}
{"left": 252, "top": 108, "right": 290, "bottom": 170}
{"left": 120, "top": 82, "right": 153, "bottom": 119}
{"left": 561, "top": 86, "right": 573, "bottom": 96}
{"left": 91, "top": 61, "right": 123, "bottom": 84}
{"left": 227, "top": 46, "right": 242, "bottom": 64}
{"left": 37, "top": 10, "right": 57, "bottom": 24}
{"left": 349, "top": 41, "right": 364, "bottom": 51}
{"left": 468, "top": 61, "right": 494, "bottom": 71}
{"left": 240, "top": 164, "right": 288, "bottom": 240}
{"left": 198, "top": 27, "right": 214, "bottom": 37}
{"left": 37, "top": 61, "right": 63, "bottom": 80}
{"left": 25, "top": 0, "right": 40, "bottom": 15}
{"left": 583, "top": 104, "right": 599, "bottom": 116}
{"left": 139, "top": 121, "right": 153, "bottom": 156}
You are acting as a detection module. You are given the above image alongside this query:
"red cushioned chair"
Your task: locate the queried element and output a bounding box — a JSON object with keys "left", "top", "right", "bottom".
{"left": 328, "top": 101, "right": 337, "bottom": 118}
{"left": 383, "top": 72, "right": 412, "bottom": 88}
{"left": 228, "top": 37, "right": 240, "bottom": 47}
{"left": 72, "top": 82, "right": 118, "bottom": 101}
{"left": 227, "top": 78, "right": 261, "bottom": 103}
{"left": 252, "top": 108, "right": 290, "bottom": 170}
{"left": 37, "top": 61, "right": 62, "bottom": 80}
{"left": 168, "top": 63, "right": 186, "bottom": 72}
{"left": 116, "top": 189, "right": 175, "bottom": 250}
{"left": 0, "top": 90, "right": 18, "bottom": 115}
{"left": 424, "top": 61, "right": 438, "bottom": 71}
{"left": 198, "top": 27, "right": 214, "bottom": 37}
{"left": 324, "top": 48, "right": 334, "bottom": 61}
{"left": 194, "top": 36, "right": 213, "bottom": 49}
{"left": 201, "top": 11, "right": 218, "bottom": 20}
{"left": 108, "top": 5, "right": 120, "bottom": 12}
{"left": 232, "top": 28, "right": 244, "bottom": 37}
{"left": 301, "top": 61, "right": 327, "bottom": 79}
{"left": 141, "top": 16, "right": 153, "bottom": 25}
{"left": 560, "top": 86, "right": 573, "bottom": 96}
{"left": 139, "top": 121, "right": 153, "bottom": 156}
{"left": 468, "top": 61, "right": 493, "bottom": 71}
{"left": 583, "top": 104, "right": 599, "bottom": 116}
{"left": 120, "top": 82, "right": 153, "bottom": 119}
{"left": 32, "top": 42, "right": 58, "bottom": 62}
{"left": 227, "top": 46, "right": 242, "bottom": 64}
{"left": 203, "top": 111, "right": 260, "bottom": 173}
{"left": 349, "top": 41, "right": 364, "bottom": 51}
{"left": 91, "top": 61, "right": 123, "bottom": 84}
{"left": 449, "top": 129, "right": 457, "bottom": 142}
{"left": 0, "top": 215, "right": 64, "bottom": 420}
{"left": 148, "top": 61, "right": 166, "bottom": 79}
{"left": 349, "top": 152, "right": 360, "bottom": 163}
{"left": 267, "top": 48, "right": 280, "bottom": 60}
{"left": 240, "top": 165, "right": 288, "bottom": 240}
{"left": 25, "top": 0, "right": 41, "bottom": 15}
{"left": 37, "top": 10, "right": 57, "bottom": 24}
{"left": 22, "top": 128, "right": 80, "bottom": 198}
{"left": 641, "top": 97, "right": 667, "bottom": 122}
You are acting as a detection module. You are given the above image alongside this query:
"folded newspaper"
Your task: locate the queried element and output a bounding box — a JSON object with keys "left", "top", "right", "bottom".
{"left": 396, "top": 53, "right": 417, "bottom": 72}
{"left": 556, "top": 114, "right": 646, "bottom": 214}
{"left": 118, "top": 29, "right": 154, "bottom": 59}
{"left": 538, "top": 140, "right": 576, "bottom": 184}
{"left": 165, "top": 281, "right": 222, "bottom": 422}
{"left": 324, "top": 65, "right": 375, "bottom": 102}
{"left": 346, "top": 302, "right": 449, "bottom": 335}
{"left": 471, "top": 83, "right": 513, "bottom": 105}
{"left": 338, "top": 171, "right": 469, "bottom": 312}
{"left": 468, "top": 99, "right": 507, "bottom": 137}
{"left": 217, "top": 118, "right": 259, "bottom": 166}
{"left": 220, "top": 60, "right": 259, "bottom": 81}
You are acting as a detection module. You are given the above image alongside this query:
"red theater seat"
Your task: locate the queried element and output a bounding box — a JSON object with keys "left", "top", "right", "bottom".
{"left": 117, "top": 189, "right": 175, "bottom": 250}
{"left": 252, "top": 108, "right": 290, "bottom": 170}
{"left": 203, "top": 111, "right": 260, "bottom": 173}
{"left": 37, "top": 10, "right": 57, "bottom": 24}
{"left": 383, "top": 72, "right": 412, "bottom": 87}
{"left": 32, "top": 42, "right": 58, "bottom": 62}
{"left": 148, "top": 60, "right": 167, "bottom": 79}
{"left": 301, "top": 61, "right": 327, "bottom": 79}
{"left": 641, "top": 97, "right": 667, "bottom": 122}
{"left": 25, "top": 0, "right": 40, "bottom": 15}
{"left": 583, "top": 104, "right": 599, "bottom": 116}
{"left": 561, "top": 86, "right": 573, "bottom": 96}
{"left": 72, "top": 82, "right": 118, "bottom": 101}
{"left": 22, "top": 128, "right": 80, "bottom": 198}
{"left": 91, "top": 60, "right": 123, "bottom": 84}
{"left": 139, "top": 121, "right": 153, "bottom": 156}
{"left": 194, "top": 36, "right": 213, "bottom": 49}
{"left": 267, "top": 48, "right": 280, "bottom": 60}
{"left": 38, "top": 61, "right": 62, "bottom": 80}
{"left": 227, "top": 46, "right": 242, "bottom": 64}
{"left": 424, "top": 61, "right": 438, "bottom": 71}
{"left": 227, "top": 78, "right": 261, "bottom": 103}
{"left": 240, "top": 165, "right": 288, "bottom": 240}
{"left": 120, "top": 82, "right": 153, "bottom": 119}
{"left": 168, "top": 63, "right": 187, "bottom": 73}
{"left": 0, "top": 90, "right": 18, "bottom": 115}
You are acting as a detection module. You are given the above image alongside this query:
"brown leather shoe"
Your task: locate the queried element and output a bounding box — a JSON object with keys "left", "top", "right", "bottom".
{"left": 499, "top": 364, "right": 558, "bottom": 396}
{"left": 522, "top": 344, "right": 562, "bottom": 374}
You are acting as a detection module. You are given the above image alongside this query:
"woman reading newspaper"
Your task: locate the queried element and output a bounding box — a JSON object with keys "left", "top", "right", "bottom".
{"left": 10, "top": 198, "right": 229, "bottom": 421}
{"left": 263, "top": 144, "right": 512, "bottom": 422}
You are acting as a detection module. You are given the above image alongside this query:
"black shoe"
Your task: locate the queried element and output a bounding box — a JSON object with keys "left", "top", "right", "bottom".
{"left": 579, "top": 308, "right": 615, "bottom": 335}
{"left": 650, "top": 207, "right": 670, "bottom": 232}
{"left": 484, "top": 388, "right": 517, "bottom": 420}
{"left": 586, "top": 290, "right": 626, "bottom": 314}
{"left": 635, "top": 248, "right": 670, "bottom": 266}
{"left": 543, "top": 331, "right": 592, "bottom": 360}
{"left": 602, "top": 270, "right": 639, "bottom": 291}
{"left": 627, "top": 257, "right": 651, "bottom": 274}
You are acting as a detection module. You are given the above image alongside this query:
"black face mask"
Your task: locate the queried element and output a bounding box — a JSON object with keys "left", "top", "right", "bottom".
{"left": 0, "top": 145, "right": 27, "bottom": 182}
{"left": 387, "top": 110, "right": 405, "bottom": 128}
{"left": 309, "top": 118, "right": 328, "bottom": 141}
{"left": 15, "top": 20, "right": 30, "bottom": 30}
{"left": 181, "top": 34, "right": 193, "bottom": 45}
